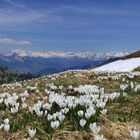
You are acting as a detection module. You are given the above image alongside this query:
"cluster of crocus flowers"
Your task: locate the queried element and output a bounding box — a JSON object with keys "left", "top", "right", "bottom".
{"left": 89, "top": 122, "right": 107, "bottom": 140}
{"left": 0, "top": 69, "right": 139, "bottom": 139}
{"left": 0, "top": 118, "right": 10, "bottom": 133}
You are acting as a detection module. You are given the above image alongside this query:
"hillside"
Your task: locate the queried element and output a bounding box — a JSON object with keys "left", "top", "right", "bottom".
{"left": 93, "top": 50, "right": 140, "bottom": 72}
{"left": 122, "top": 50, "right": 140, "bottom": 59}
{"left": 134, "top": 66, "right": 140, "bottom": 71}
{"left": 0, "top": 69, "right": 139, "bottom": 140}
{"left": 93, "top": 57, "right": 140, "bottom": 72}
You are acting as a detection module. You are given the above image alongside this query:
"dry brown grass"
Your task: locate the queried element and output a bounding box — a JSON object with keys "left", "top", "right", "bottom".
{"left": 1, "top": 116, "right": 139, "bottom": 140}
{"left": 0, "top": 70, "right": 140, "bottom": 140}
{"left": 99, "top": 117, "right": 138, "bottom": 140}
{"left": 52, "top": 117, "right": 140, "bottom": 140}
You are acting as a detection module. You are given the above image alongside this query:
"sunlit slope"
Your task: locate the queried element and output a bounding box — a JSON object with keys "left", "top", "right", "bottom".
{"left": 93, "top": 57, "right": 140, "bottom": 72}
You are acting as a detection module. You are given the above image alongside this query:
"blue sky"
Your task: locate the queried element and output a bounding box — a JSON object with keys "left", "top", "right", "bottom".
{"left": 0, "top": 0, "right": 140, "bottom": 52}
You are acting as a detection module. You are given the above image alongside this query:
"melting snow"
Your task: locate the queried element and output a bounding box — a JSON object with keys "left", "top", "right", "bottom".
{"left": 93, "top": 57, "right": 140, "bottom": 72}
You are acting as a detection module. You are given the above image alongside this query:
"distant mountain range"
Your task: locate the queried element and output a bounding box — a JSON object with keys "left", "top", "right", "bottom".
{"left": 0, "top": 49, "right": 130, "bottom": 75}
{"left": 6, "top": 49, "right": 129, "bottom": 59}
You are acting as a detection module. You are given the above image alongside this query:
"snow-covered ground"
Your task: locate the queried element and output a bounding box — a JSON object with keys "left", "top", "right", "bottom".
{"left": 93, "top": 57, "right": 140, "bottom": 72}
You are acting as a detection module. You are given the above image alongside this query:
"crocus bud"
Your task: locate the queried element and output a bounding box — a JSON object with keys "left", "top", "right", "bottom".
{"left": 28, "top": 128, "right": 36, "bottom": 138}
{"left": 79, "top": 119, "right": 86, "bottom": 127}
{"left": 4, "top": 124, "right": 10, "bottom": 132}
{"left": 4, "top": 118, "right": 9, "bottom": 125}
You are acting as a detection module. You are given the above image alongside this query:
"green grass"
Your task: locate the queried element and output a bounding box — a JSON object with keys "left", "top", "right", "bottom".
{"left": 133, "top": 66, "right": 140, "bottom": 72}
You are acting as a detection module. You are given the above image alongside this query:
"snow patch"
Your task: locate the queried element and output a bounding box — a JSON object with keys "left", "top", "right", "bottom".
{"left": 92, "top": 58, "right": 140, "bottom": 72}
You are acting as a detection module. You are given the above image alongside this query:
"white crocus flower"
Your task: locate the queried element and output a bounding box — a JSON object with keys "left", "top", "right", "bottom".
{"left": 28, "top": 128, "right": 36, "bottom": 138}
{"left": 29, "top": 107, "right": 34, "bottom": 113}
{"left": 21, "top": 97, "right": 26, "bottom": 103}
{"left": 4, "top": 118, "right": 9, "bottom": 125}
{"left": 43, "top": 103, "right": 52, "bottom": 110}
{"left": 58, "top": 113, "right": 65, "bottom": 122}
{"left": 130, "top": 82, "right": 134, "bottom": 89}
{"left": 59, "top": 86, "right": 63, "bottom": 90}
{"left": 122, "top": 78, "right": 125, "bottom": 82}
{"left": 51, "top": 121, "right": 60, "bottom": 129}
{"left": 44, "top": 110, "right": 48, "bottom": 116}
{"left": 0, "top": 98, "right": 3, "bottom": 104}
{"left": 96, "top": 101, "right": 106, "bottom": 109}
{"left": 85, "top": 106, "right": 96, "bottom": 119}
{"left": 90, "top": 122, "right": 101, "bottom": 134}
{"left": 47, "top": 114, "right": 53, "bottom": 121}
{"left": 120, "top": 84, "right": 128, "bottom": 91}
{"left": 129, "top": 126, "right": 140, "bottom": 140}
{"left": 3, "top": 118, "right": 10, "bottom": 133}
{"left": 79, "top": 119, "right": 86, "bottom": 127}
{"left": 94, "top": 134, "right": 107, "bottom": 140}
{"left": 11, "top": 106, "right": 19, "bottom": 114}
{"left": 52, "top": 113, "right": 57, "bottom": 120}
{"left": 134, "top": 85, "right": 140, "bottom": 93}
{"left": 100, "top": 109, "right": 107, "bottom": 115}
{"left": 36, "top": 110, "right": 43, "bottom": 117}
{"left": 4, "top": 124, "right": 10, "bottom": 132}
{"left": 78, "top": 110, "right": 84, "bottom": 117}
{"left": 85, "top": 112, "right": 92, "bottom": 119}
{"left": 22, "top": 102, "right": 28, "bottom": 109}
{"left": 23, "top": 137, "right": 30, "bottom": 140}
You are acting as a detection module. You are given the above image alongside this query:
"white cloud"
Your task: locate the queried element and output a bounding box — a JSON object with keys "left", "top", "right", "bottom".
{"left": 0, "top": 38, "right": 32, "bottom": 45}
{"left": 5, "top": 0, "right": 26, "bottom": 9}
{"left": 0, "top": 9, "right": 62, "bottom": 26}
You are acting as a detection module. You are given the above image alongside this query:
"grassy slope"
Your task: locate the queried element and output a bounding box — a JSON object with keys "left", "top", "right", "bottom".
{"left": 122, "top": 50, "right": 140, "bottom": 59}
{"left": 0, "top": 70, "right": 140, "bottom": 140}
{"left": 133, "top": 66, "right": 140, "bottom": 72}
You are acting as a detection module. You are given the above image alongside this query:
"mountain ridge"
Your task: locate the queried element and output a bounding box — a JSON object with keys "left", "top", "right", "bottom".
{"left": 122, "top": 50, "right": 140, "bottom": 59}
{"left": 5, "top": 49, "right": 130, "bottom": 59}
{"left": 0, "top": 49, "right": 131, "bottom": 75}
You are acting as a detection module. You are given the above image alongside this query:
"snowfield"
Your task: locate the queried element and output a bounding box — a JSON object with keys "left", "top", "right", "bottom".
{"left": 93, "top": 57, "right": 140, "bottom": 72}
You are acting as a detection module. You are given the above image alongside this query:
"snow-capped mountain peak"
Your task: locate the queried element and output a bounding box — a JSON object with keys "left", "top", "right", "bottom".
{"left": 5, "top": 49, "right": 130, "bottom": 59}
